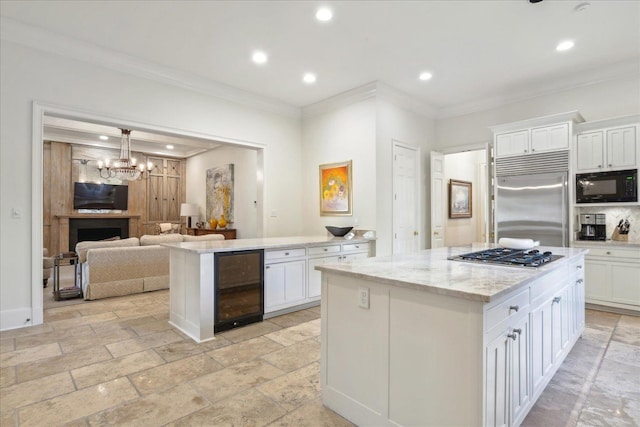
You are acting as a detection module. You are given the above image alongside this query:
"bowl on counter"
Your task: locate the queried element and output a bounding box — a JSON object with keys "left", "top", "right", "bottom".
{"left": 325, "top": 226, "right": 354, "bottom": 237}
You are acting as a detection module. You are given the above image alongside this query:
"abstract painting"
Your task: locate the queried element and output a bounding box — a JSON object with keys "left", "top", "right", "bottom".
{"left": 206, "top": 164, "right": 234, "bottom": 223}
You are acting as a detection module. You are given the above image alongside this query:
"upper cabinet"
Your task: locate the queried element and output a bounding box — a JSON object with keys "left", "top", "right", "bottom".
{"left": 575, "top": 117, "right": 638, "bottom": 172}
{"left": 492, "top": 112, "right": 582, "bottom": 159}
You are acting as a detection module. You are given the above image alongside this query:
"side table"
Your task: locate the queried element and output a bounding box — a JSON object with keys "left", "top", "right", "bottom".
{"left": 53, "top": 252, "right": 83, "bottom": 301}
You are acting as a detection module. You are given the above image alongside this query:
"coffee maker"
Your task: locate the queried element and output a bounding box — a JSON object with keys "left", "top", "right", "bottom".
{"left": 579, "top": 213, "right": 606, "bottom": 241}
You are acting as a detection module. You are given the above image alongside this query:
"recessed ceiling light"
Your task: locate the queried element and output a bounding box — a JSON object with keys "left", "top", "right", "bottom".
{"left": 556, "top": 40, "right": 574, "bottom": 51}
{"left": 316, "top": 8, "right": 333, "bottom": 22}
{"left": 166, "top": 145, "right": 174, "bottom": 150}
{"left": 99, "top": 135, "right": 109, "bottom": 140}
{"left": 303, "top": 73, "right": 317, "bottom": 84}
{"left": 419, "top": 72, "right": 433, "bottom": 81}
{"left": 252, "top": 51, "right": 268, "bottom": 64}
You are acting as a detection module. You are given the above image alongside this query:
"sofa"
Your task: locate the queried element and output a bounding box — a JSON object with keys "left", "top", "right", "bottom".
{"left": 76, "top": 233, "right": 224, "bottom": 300}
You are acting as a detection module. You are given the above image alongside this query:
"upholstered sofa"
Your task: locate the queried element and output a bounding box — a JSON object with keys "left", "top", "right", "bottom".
{"left": 76, "top": 233, "right": 224, "bottom": 300}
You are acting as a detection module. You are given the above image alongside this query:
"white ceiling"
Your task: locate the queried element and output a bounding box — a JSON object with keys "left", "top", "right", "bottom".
{"left": 2, "top": 0, "right": 640, "bottom": 152}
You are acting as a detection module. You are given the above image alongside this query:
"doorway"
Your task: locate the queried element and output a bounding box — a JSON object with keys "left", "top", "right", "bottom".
{"left": 392, "top": 141, "right": 420, "bottom": 254}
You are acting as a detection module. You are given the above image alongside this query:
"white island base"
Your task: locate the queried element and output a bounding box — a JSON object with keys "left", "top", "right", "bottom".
{"left": 318, "top": 246, "right": 586, "bottom": 427}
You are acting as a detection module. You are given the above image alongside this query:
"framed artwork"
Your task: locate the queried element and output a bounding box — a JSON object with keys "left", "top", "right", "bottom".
{"left": 206, "top": 164, "right": 234, "bottom": 223}
{"left": 319, "top": 160, "right": 352, "bottom": 216}
{"left": 449, "top": 179, "right": 472, "bottom": 218}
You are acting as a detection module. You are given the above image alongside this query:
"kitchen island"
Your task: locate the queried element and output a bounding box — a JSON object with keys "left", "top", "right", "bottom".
{"left": 164, "top": 235, "right": 374, "bottom": 342}
{"left": 316, "top": 244, "right": 588, "bottom": 427}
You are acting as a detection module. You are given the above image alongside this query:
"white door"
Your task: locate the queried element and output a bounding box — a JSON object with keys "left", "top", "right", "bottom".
{"left": 430, "top": 151, "right": 445, "bottom": 248}
{"left": 393, "top": 143, "right": 420, "bottom": 254}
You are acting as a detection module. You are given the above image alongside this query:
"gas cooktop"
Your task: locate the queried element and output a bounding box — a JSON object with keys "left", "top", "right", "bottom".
{"left": 448, "top": 247, "right": 563, "bottom": 268}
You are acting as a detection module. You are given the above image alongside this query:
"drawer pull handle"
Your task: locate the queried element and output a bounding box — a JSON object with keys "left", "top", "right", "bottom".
{"left": 553, "top": 296, "right": 561, "bottom": 303}
{"left": 577, "top": 279, "right": 584, "bottom": 284}
{"left": 265, "top": 266, "right": 270, "bottom": 269}
{"left": 507, "top": 331, "right": 518, "bottom": 341}
{"left": 513, "top": 328, "right": 522, "bottom": 335}
{"left": 576, "top": 265, "right": 583, "bottom": 270}
{"left": 324, "top": 248, "right": 328, "bottom": 251}
{"left": 606, "top": 251, "right": 611, "bottom": 255}
{"left": 285, "top": 252, "right": 290, "bottom": 256}
{"left": 509, "top": 305, "right": 519, "bottom": 313}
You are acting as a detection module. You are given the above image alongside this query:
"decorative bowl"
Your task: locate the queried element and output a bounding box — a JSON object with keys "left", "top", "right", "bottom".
{"left": 325, "top": 226, "right": 354, "bottom": 237}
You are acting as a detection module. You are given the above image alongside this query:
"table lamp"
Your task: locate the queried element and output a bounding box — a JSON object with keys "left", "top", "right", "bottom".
{"left": 180, "top": 203, "right": 199, "bottom": 229}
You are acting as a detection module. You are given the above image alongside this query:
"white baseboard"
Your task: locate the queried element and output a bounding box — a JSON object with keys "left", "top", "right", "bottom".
{"left": 0, "top": 307, "right": 34, "bottom": 331}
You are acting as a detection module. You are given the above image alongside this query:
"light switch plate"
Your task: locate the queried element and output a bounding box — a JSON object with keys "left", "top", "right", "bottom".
{"left": 358, "top": 287, "right": 369, "bottom": 309}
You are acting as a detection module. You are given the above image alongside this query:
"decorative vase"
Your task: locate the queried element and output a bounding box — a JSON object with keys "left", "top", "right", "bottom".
{"left": 217, "top": 214, "right": 227, "bottom": 229}
{"left": 209, "top": 218, "right": 217, "bottom": 229}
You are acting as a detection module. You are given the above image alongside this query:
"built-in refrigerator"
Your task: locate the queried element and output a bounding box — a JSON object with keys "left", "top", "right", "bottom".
{"left": 496, "top": 171, "right": 569, "bottom": 247}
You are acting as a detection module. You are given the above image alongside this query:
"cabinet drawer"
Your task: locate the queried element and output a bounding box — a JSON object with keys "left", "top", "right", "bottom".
{"left": 585, "top": 247, "right": 640, "bottom": 261}
{"left": 308, "top": 245, "right": 341, "bottom": 256}
{"left": 485, "top": 288, "right": 530, "bottom": 333}
{"left": 342, "top": 242, "right": 370, "bottom": 253}
{"left": 265, "top": 248, "right": 306, "bottom": 261}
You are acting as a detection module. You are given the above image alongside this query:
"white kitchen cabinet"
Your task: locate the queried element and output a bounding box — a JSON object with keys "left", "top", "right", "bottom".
{"left": 575, "top": 244, "right": 640, "bottom": 312}
{"left": 264, "top": 259, "right": 306, "bottom": 312}
{"left": 496, "top": 130, "right": 530, "bottom": 157}
{"left": 576, "top": 125, "right": 637, "bottom": 171}
{"left": 530, "top": 124, "right": 569, "bottom": 153}
{"left": 307, "top": 253, "right": 341, "bottom": 300}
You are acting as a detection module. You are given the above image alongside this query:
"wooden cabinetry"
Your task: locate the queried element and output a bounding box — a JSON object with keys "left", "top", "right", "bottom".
{"left": 575, "top": 117, "right": 638, "bottom": 172}
{"left": 187, "top": 228, "right": 236, "bottom": 239}
{"left": 575, "top": 244, "right": 640, "bottom": 311}
{"left": 147, "top": 157, "right": 183, "bottom": 222}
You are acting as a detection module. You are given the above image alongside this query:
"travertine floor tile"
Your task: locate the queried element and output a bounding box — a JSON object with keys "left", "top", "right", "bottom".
{"left": 267, "top": 397, "right": 355, "bottom": 427}
{"left": 14, "top": 325, "right": 95, "bottom": 351}
{"left": 0, "top": 342, "right": 61, "bottom": 367}
{"left": 58, "top": 327, "right": 136, "bottom": 353}
{"left": 577, "top": 383, "right": 640, "bottom": 427}
{"left": 16, "top": 344, "right": 113, "bottom": 383}
{"left": 129, "top": 353, "right": 223, "bottom": 395}
{"left": 585, "top": 310, "right": 620, "bottom": 331}
{"left": 260, "top": 338, "right": 320, "bottom": 372}
{"left": 0, "top": 365, "right": 16, "bottom": 388}
{"left": 105, "top": 329, "right": 183, "bottom": 358}
{"left": 604, "top": 340, "right": 640, "bottom": 367}
{"left": 612, "top": 322, "right": 640, "bottom": 346}
{"left": 17, "top": 377, "right": 138, "bottom": 427}
{"left": 86, "top": 383, "right": 208, "bottom": 426}
{"left": 207, "top": 336, "right": 283, "bottom": 366}
{"left": 71, "top": 349, "right": 165, "bottom": 389}
{"left": 258, "top": 362, "right": 321, "bottom": 411}
{"left": 218, "top": 320, "right": 282, "bottom": 343}
{"left": 268, "top": 309, "right": 320, "bottom": 328}
{"left": 0, "top": 323, "right": 53, "bottom": 340}
{"left": 129, "top": 318, "right": 174, "bottom": 336}
{"left": 48, "top": 312, "right": 118, "bottom": 331}
{"left": 0, "top": 371, "right": 75, "bottom": 411}
{"left": 154, "top": 339, "right": 209, "bottom": 363}
{"left": 191, "top": 359, "right": 284, "bottom": 403}
{"left": 168, "top": 388, "right": 286, "bottom": 427}
{"left": 0, "top": 337, "right": 15, "bottom": 354}
{"left": 265, "top": 319, "right": 321, "bottom": 346}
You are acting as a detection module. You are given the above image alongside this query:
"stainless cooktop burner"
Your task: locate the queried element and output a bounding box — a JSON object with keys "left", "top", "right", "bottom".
{"left": 448, "top": 248, "right": 563, "bottom": 268}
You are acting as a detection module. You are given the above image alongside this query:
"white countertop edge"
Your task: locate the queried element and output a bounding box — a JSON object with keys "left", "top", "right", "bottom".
{"left": 317, "top": 245, "right": 589, "bottom": 303}
{"left": 572, "top": 240, "right": 640, "bottom": 249}
{"left": 163, "top": 235, "right": 375, "bottom": 253}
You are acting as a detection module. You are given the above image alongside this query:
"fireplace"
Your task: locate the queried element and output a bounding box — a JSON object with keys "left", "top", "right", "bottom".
{"left": 69, "top": 218, "right": 129, "bottom": 251}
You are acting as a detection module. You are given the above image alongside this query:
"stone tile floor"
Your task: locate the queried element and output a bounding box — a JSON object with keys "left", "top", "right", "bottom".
{"left": 1, "top": 290, "right": 638, "bottom": 426}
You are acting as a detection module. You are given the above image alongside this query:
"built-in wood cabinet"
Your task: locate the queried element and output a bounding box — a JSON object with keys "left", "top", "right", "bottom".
{"left": 187, "top": 228, "right": 236, "bottom": 240}
{"left": 147, "top": 157, "right": 183, "bottom": 223}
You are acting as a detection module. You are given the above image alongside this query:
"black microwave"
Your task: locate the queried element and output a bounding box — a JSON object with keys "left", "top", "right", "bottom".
{"left": 576, "top": 169, "right": 637, "bottom": 203}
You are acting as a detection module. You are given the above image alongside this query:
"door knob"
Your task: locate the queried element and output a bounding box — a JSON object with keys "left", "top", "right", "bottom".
{"left": 414, "top": 231, "right": 419, "bottom": 236}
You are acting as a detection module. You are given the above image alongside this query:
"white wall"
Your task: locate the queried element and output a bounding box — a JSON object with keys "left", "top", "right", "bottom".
{"left": 0, "top": 39, "right": 302, "bottom": 330}
{"left": 301, "top": 98, "right": 377, "bottom": 236}
{"left": 376, "top": 97, "right": 436, "bottom": 254}
{"left": 435, "top": 77, "right": 640, "bottom": 150}
{"left": 444, "top": 151, "right": 485, "bottom": 246}
{"left": 186, "top": 146, "right": 259, "bottom": 239}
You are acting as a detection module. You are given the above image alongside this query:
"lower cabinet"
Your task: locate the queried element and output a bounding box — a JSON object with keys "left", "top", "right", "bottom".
{"left": 264, "top": 259, "right": 306, "bottom": 312}
{"left": 307, "top": 255, "right": 341, "bottom": 300}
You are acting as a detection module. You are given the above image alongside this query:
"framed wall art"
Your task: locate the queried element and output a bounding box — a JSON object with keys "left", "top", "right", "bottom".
{"left": 319, "top": 160, "right": 352, "bottom": 216}
{"left": 449, "top": 179, "right": 472, "bottom": 218}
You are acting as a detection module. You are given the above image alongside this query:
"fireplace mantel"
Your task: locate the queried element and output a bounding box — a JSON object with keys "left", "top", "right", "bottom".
{"left": 53, "top": 214, "right": 141, "bottom": 253}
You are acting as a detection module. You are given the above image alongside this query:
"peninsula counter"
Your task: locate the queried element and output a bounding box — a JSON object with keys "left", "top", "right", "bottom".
{"left": 316, "top": 244, "right": 588, "bottom": 427}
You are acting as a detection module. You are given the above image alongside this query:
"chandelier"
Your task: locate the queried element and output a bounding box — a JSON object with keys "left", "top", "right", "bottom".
{"left": 97, "top": 129, "right": 151, "bottom": 181}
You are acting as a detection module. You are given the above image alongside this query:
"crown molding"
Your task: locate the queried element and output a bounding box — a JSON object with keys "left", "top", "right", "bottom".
{"left": 437, "top": 57, "right": 640, "bottom": 120}
{"left": 376, "top": 82, "right": 437, "bottom": 119}
{"left": 1, "top": 17, "right": 301, "bottom": 119}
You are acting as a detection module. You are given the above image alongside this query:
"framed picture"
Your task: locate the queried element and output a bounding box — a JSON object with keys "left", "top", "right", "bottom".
{"left": 449, "top": 179, "right": 472, "bottom": 218}
{"left": 319, "top": 160, "right": 352, "bottom": 216}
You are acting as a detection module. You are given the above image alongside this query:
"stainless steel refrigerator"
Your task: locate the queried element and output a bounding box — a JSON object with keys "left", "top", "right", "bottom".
{"left": 496, "top": 172, "right": 569, "bottom": 247}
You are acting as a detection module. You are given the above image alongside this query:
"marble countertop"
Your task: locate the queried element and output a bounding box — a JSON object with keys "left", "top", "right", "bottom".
{"left": 316, "top": 243, "right": 588, "bottom": 303}
{"left": 164, "top": 235, "right": 373, "bottom": 254}
{"left": 572, "top": 239, "right": 640, "bottom": 249}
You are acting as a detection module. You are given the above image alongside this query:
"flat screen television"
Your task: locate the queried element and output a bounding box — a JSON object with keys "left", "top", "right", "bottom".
{"left": 73, "top": 182, "right": 128, "bottom": 210}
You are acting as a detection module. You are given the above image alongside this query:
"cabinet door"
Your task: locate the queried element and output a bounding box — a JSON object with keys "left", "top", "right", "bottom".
{"left": 551, "top": 288, "right": 569, "bottom": 362}
{"left": 264, "top": 260, "right": 306, "bottom": 312}
{"left": 584, "top": 259, "right": 610, "bottom": 302}
{"left": 575, "top": 278, "right": 585, "bottom": 330}
{"left": 485, "top": 330, "right": 510, "bottom": 427}
{"left": 530, "top": 299, "right": 553, "bottom": 396}
{"left": 576, "top": 132, "right": 604, "bottom": 171}
{"left": 607, "top": 126, "right": 637, "bottom": 169}
{"left": 307, "top": 255, "right": 341, "bottom": 299}
{"left": 510, "top": 316, "right": 531, "bottom": 426}
{"left": 148, "top": 175, "right": 164, "bottom": 222}
{"left": 610, "top": 263, "right": 640, "bottom": 306}
{"left": 495, "top": 131, "right": 529, "bottom": 157}
{"left": 531, "top": 124, "right": 569, "bottom": 153}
